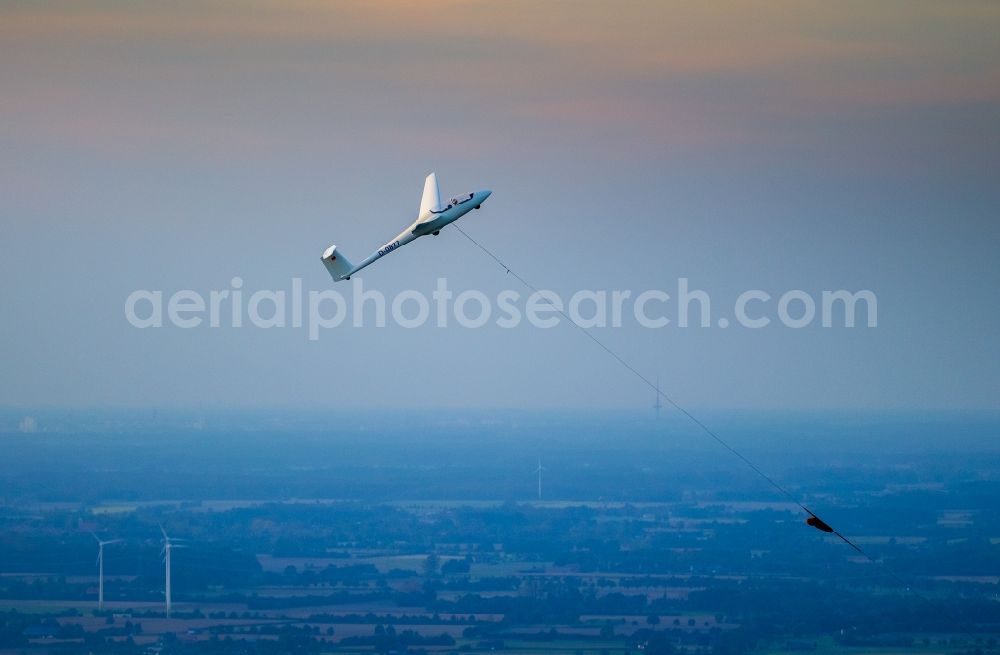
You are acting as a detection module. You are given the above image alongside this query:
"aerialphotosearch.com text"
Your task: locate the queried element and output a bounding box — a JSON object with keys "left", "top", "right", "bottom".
{"left": 124, "top": 277, "right": 877, "bottom": 341}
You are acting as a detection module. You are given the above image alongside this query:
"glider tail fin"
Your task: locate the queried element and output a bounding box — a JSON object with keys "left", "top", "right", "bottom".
{"left": 321, "top": 245, "right": 355, "bottom": 281}
{"left": 418, "top": 172, "right": 441, "bottom": 217}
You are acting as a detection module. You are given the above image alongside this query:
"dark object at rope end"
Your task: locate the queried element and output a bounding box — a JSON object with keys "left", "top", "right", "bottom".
{"left": 806, "top": 516, "right": 834, "bottom": 533}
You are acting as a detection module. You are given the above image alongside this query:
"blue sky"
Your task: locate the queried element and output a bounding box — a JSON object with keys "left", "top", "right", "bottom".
{"left": 1, "top": 1, "right": 998, "bottom": 410}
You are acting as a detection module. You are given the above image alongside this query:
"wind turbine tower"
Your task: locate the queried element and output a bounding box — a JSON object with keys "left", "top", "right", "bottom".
{"left": 93, "top": 534, "right": 123, "bottom": 611}
{"left": 160, "top": 526, "right": 186, "bottom": 616}
{"left": 534, "top": 460, "right": 546, "bottom": 500}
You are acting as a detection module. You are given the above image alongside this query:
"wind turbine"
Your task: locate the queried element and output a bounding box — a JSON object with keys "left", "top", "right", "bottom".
{"left": 92, "top": 534, "right": 123, "bottom": 611}
{"left": 159, "top": 526, "right": 187, "bottom": 616}
{"left": 534, "top": 459, "right": 546, "bottom": 500}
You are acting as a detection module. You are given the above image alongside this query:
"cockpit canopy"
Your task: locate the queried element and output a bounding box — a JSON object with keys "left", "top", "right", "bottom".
{"left": 449, "top": 192, "right": 475, "bottom": 207}
{"left": 431, "top": 192, "right": 474, "bottom": 214}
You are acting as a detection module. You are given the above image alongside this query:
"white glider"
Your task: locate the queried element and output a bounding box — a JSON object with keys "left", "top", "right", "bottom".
{"left": 322, "top": 173, "right": 492, "bottom": 281}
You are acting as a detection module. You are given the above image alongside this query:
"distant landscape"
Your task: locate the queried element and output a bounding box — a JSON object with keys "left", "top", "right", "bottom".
{"left": 0, "top": 410, "right": 997, "bottom": 654}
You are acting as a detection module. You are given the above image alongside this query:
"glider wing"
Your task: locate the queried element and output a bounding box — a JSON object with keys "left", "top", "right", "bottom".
{"left": 418, "top": 172, "right": 441, "bottom": 217}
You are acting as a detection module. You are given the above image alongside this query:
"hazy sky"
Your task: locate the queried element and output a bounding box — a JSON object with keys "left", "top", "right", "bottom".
{"left": 1, "top": 1, "right": 998, "bottom": 411}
